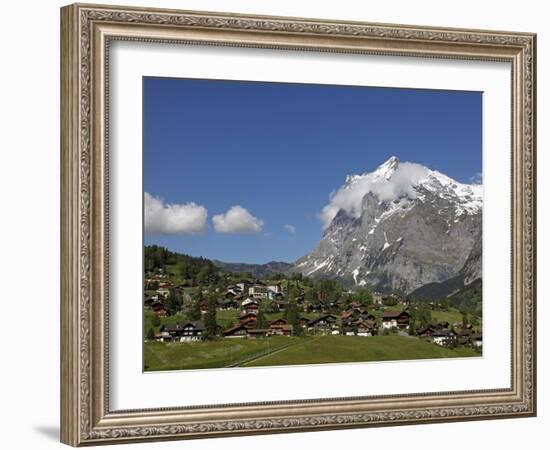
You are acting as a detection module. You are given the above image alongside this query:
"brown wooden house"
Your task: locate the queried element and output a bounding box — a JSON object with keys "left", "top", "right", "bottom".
{"left": 223, "top": 323, "right": 248, "bottom": 338}
{"left": 152, "top": 302, "right": 167, "bottom": 318}
{"left": 381, "top": 310, "right": 410, "bottom": 329}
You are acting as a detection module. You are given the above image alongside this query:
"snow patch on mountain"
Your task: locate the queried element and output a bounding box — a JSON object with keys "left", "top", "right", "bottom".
{"left": 320, "top": 156, "right": 482, "bottom": 229}
{"left": 293, "top": 156, "right": 483, "bottom": 294}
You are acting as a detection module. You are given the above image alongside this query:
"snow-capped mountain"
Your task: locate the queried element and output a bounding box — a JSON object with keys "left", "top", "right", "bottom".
{"left": 293, "top": 156, "right": 482, "bottom": 295}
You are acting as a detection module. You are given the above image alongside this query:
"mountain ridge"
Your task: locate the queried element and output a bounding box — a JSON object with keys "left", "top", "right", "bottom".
{"left": 212, "top": 260, "right": 293, "bottom": 279}
{"left": 292, "top": 156, "right": 482, "bottom": 295}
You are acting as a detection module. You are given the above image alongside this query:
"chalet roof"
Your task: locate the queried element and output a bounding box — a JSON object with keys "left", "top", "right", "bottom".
{"left": 341, "top": 311, "right": 356, "bottom": 319}
{"left": 223, "top": 323, "right": 248, "bottom": 335}
{"left": 268, "top": 318, "right": 287, "bottom": 325}
{"left": 161, "top": 321, "right": 204, "bottom": 333}
{"left": 218, "top": 298, "right": 237, "bottom": 305}
{"left": 361, "top": 313, "right": 376, "bottom": 320}
{"left": 161, "top": 324, "right": 182, "bottom": 332}
{"left": 432, "top": 329, "right": 454, "bottom": 337}
{"left": 417, "top": 327, "right": 434, "bottom": 334}
{"left": 382, "top": 310, "right": 409, "bottom": 319}
{"left": 241, "top": 298, "right": 259, "bottom": 306}
{"left": 308, "top": 315, "right": 337, "bottom": 326}
{"left": 247, "top": 328, "right": 270, "bottom": 334}
{"left": 180, "top": 321, "right": 205, "bottom": 330}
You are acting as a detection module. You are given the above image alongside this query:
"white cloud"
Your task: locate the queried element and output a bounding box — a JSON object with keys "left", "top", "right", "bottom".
{"left": 320, "top": 162, "right": 430, "bottom": 228}
{"left": 212, "top": 206, "right": 263, "bottom": 234}
{"left": 144, "top": 192, "right": 208, "bottom": 234}
{"left": 284, "top": 224, "right": 296, "bottom": 234}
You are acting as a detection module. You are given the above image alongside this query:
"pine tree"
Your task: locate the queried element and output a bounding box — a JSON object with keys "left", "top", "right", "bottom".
{"left": 285, "top": 301, "right": 302, "bottom": 336}
{"left": 203, "top": 296, "right": 218, "bottom": 340}
{"left": 256, "top": 305, "right": 268, "bottom": 329}
{"left": 146, "top": 327, "right": 155, "bottom": 341}
{"left": 165, "top": 289, "right": 183, "bottom": 316}
{"left": 152, "top": 314, "right": 160, "bottom": 327}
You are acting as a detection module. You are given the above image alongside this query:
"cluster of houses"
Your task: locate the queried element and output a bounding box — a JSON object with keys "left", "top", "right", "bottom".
{"left": 417, "top": 322, "right": 482, "bottom": 348}
{"left": 144, "top": 275, "right": 481, "bottom": 349}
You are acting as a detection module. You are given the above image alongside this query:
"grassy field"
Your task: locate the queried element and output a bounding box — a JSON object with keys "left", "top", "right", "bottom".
{"left": 430, "top": 308, "right": 463, "bottom": 326}
{"left": 430, "top": 308, "right": 482, "bottom": 329}
{"left": 243, "top": 335, "right": 479, "bottom": 367}
{"left": 144, "top": 336, "right": 299, "bottom": 371}
{"left": 144, "top": 335, "right": 479, "bottom": 371}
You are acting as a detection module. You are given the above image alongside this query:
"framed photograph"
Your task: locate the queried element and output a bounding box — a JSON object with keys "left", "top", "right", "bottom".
{"left": 60, "top": 3, "right": 536, "bottom": 446}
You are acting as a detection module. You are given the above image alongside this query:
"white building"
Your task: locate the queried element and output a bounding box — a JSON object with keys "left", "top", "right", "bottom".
{"left": 249, "top": 284, "right": 268, "bottom": 299}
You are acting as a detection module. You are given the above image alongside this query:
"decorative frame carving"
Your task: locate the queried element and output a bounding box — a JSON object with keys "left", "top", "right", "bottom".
{"left": 60, "top": 3, "right": 536, "bottom": 446}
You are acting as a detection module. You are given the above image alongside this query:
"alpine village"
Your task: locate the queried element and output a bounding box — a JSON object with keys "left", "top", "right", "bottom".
{"left": 144, "top": 245, "right": 482, "bottom": 371}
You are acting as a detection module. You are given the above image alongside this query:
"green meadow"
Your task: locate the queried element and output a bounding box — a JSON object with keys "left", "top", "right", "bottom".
{"left": 144, "top": 335, "right": 479, "bottom": 371}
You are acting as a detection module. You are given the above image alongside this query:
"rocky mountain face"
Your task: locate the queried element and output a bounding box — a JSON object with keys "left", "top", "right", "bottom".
{"left": 293, "top": 156, "right": 482, "bottom": 295}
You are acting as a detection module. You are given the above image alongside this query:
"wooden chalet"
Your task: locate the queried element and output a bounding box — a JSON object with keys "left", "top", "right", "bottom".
{"left": 432, "top": 329, "right": 456, "bottom": 346}
{"left": 457, "top": 329, "right": 473, "bottom": 345}
{"left": 223, "top": 323, "right": 248, "bottom": 338}
{"left": 158, "top": 321, "right": 204, "bottom": 342}
{"left": 268, "top": 319, "right": 293, "bottom": 336}
{"left": 381, "top": 310, "right": 410, "bottom": 329}
{"left": 417, "top": 326, "right": 435, "bottom": 339}
{"left": 307, "top": 315, "right": 338, "bottom": 332}
{"left": 240, "top": 297, "right": 260, "bottom": 314}
{"left": 247, "top": 328, "right": 270, "bottom": 339}
{"left": 268, "top": 318, "right": 287, "bottom": 327}
{"left": 307, "top": 302, "right": 323, "bottom": 313}
{"left": 357, "top": 319, "right": 378, "bottom": 335}
{"left": 238, "top": 312, "right": 258, "bottom": 327}
{"left": 152, "top": 302, "right": 167, "bottom": 318}
{"left": 270, "top": 324, "right": 293, "bottom": 336}
{"left": 217, "top": 298, "right": 238, "bottom": 310}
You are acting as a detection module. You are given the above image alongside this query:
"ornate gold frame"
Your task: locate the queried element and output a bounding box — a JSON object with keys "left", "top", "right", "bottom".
{"left": 60, "top": 3, "right": 536, "bottom": 446}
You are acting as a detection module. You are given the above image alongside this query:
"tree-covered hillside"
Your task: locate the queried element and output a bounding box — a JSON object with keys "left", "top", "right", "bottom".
{"left": 144, "top": 245, "right": 219, "bottom": 285}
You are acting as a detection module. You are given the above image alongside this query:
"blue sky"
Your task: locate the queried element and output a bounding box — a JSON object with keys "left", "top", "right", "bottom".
{"left": 143, "top": 77, "right": 482, "bottom": 264}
